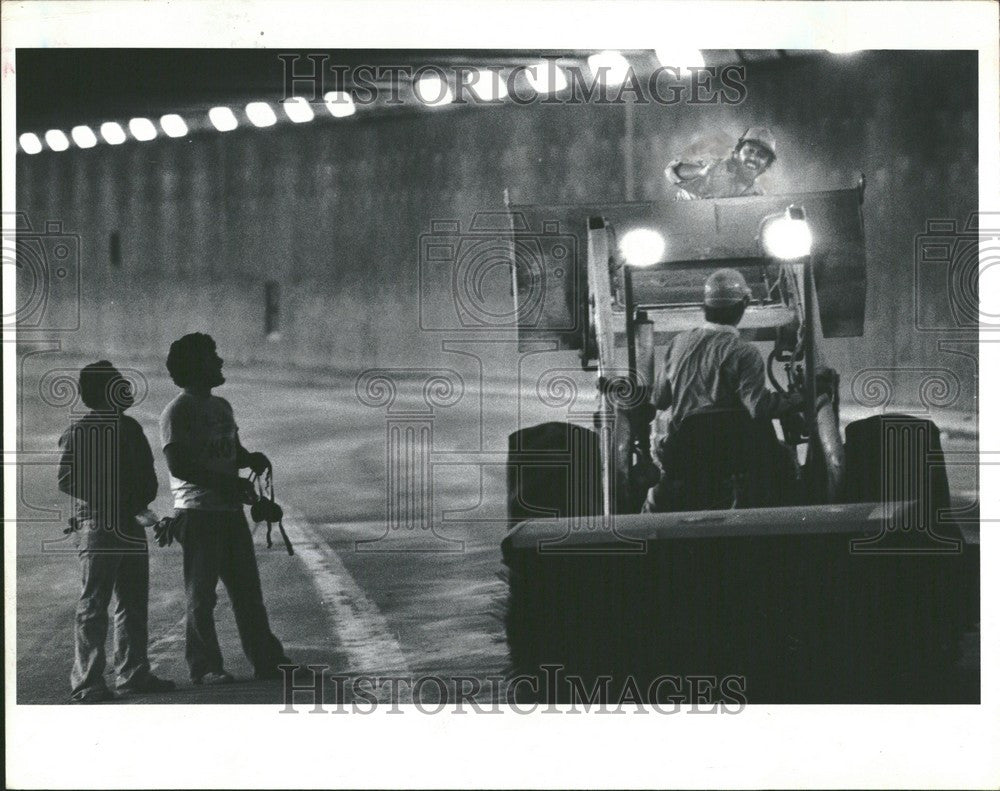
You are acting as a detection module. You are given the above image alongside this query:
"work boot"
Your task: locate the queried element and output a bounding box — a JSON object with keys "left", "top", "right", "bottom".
{"left": 70, "top": 686, "right": 116, "bottom": 704}
{"left": 194, "top": 670, "right": 235, "bottom": 686}
{"left": 118, "top": 674, "right": 177, "bottom": 695}
{"left": 254, "top": 656, "right": 293, "bottom": 681}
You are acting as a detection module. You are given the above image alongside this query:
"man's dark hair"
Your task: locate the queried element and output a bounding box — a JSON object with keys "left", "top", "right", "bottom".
{"left": 166, "top": 332, "right": 216, "bottom": 387}
{"left": 79, "top": 360, "right": 126, "bottom": 410}
{"left": 703, "top": 302, "right": 746, "bottom": 326}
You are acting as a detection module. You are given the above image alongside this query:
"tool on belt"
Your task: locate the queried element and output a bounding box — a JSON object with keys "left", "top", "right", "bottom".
{"left": 249, "top": 468, "right": 293, "bottom": 556}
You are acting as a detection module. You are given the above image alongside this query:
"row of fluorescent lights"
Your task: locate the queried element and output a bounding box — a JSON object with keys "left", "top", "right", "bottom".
{"left": 19, "top": 90, "right": 356, "bottom": 155}
{"left": 16, "top": 48, "right": 729, "bottom": 155}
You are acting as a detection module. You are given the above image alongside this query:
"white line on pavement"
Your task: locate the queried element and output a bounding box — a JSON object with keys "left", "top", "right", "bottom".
{"left": 147, "top": 616, "right": 185, "bottom": 673}
{"left": 291, "top": 518, "right": 413, "bottom": 703}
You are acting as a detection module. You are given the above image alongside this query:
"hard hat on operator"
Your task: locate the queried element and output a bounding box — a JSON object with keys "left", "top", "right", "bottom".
{"left": 704, "top": 268, "right": 751, "bottom": 307}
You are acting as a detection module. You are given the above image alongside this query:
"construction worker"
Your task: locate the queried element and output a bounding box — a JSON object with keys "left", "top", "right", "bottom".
{"left": 642, "top": 268, "right": 811, "bottom": 512}
{"left": 665, "top": 126, "right": 777, "bottom": 200}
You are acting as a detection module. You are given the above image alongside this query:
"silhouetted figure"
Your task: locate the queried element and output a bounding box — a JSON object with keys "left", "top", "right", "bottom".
{"left": 159, "top": 333, "right": 289, "bottom": 685}
{"left": 58, "top": 361, "right": 176, "bottom": 702}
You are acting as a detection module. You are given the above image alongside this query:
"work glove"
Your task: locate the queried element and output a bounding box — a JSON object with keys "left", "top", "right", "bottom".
{"left": 236, "top": 477, "right": 257, "bottom": 505}
{"left": 247, "top": 452, "right": 272, "bottom": 476}
{"left": 153, "top": 517, "right": 180, "bottom": 547}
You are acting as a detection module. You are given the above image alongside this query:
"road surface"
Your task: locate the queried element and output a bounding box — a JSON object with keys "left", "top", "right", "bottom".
{"left": 12, "top": 357, "right": 979, "bottom": 705}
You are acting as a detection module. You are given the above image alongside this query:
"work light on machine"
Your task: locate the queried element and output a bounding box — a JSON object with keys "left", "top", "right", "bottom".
{"left": 619, "top": 228, "right": 666, "bottom": 268}
{"left": 761, "top": 205, "right": 813, "bottom": 260}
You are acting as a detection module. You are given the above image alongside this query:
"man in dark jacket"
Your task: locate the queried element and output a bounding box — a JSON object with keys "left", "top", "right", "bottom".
{"left": 58, "top": 361, "right": 176, "bottom": 702}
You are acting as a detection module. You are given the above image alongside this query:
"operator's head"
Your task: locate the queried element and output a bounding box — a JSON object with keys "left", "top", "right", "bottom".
{"left": 166, "top": 332, "right": 225, "bottom": 389}
{"left": 79, "top": 360, "right": 134, "bottom": 412}
{"left": 735, "top": 126, "right": 776, "bottom": 178}
{"left": 703, "top": 268, "right": 751, "bottom": 326}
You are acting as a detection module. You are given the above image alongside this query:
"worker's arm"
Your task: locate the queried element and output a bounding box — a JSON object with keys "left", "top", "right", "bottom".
{"left": 163, "top": 442, "right": 254, "bottom": 503}
{"left": 651, "top": 343, "right": 674, "bottom": 410}
{"left": 130, "top": 422, "right": 159, "bottom": 513}
{"left": 732, "top": 345, "right": 804, "bottom": 420}
{"left": 652, "top": 368, "right": 673, "bottom": 411}
{"left": 664, "top": 158, "right": 709, "bottom": 185}
{"left": 56, "top": 425, "right": 79, "bottom": 499}
{"left": 235, "top": 440, "right": 271, "bottom": 475}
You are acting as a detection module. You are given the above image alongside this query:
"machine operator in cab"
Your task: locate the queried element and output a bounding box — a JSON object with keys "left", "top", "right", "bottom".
{"left": 642, "top": 268, "right": 829, "bottom": 513}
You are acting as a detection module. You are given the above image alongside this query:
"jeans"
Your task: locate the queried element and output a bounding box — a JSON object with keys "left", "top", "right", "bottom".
{"left": 175, "top": 509, "right": 286, "bottom": 680}
{"left": 71, "top": 520, "right": 151, "bottom": 700}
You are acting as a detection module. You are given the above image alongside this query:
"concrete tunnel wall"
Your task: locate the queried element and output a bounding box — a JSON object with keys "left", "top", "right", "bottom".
{"left": 15, "top": 50, "right": 977, "bottom": 413}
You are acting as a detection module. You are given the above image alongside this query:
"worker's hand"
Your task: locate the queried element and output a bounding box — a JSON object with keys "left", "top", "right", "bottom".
{"left": 153, "top": 517, "right": 179, "bottom": 547}
{"left": 247, "top": 451, "right": 272, "bottom": 475}
{"left": 225, "top": 476, "right": 257, "bottom": 505}
{"left": 624, "top": 403, "right": 657, "bottom": 427}
{"left": 780, "top": 411, "right": 806, "bottom": 443}
{"left": 815, "top": 367, "right": 839, "bottom": 399}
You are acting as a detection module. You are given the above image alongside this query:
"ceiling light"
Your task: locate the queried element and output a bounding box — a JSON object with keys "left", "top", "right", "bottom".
{"left": 324, "top": 91, "right": 356, "bottom": 118}
{"left": 19, "top": 133, "right": 43, "bottom": 154}
{"left": 465, "top": 69, "right": 508, "bottom": 101}
{"left": 587, "top": 51, "right": 631, "bottom": 86}
{"left": 525, "top": 61, "right": 568, "bottom": 94}
{"left": 246, "top": 102, "right": 278, "bottom": 127}
{"left": 160, "top": 114, "right": 189, "bottom": 137}
{"left": 44, "top": 129, "right": 70, "bottom": 152}
{"left": 654, "top": 46, "right": 705, "bottom": 74}
{"left": 100, "top": 122, "right": 127, "bottom": 144}
{"left": 208, "top": 106, "right": 239, "bottom": 132}
{"left": 414, "top": 73, "right": 454, "bottom": 106}
{"left": 70, "top": 126, "right": 98, "bottom": 149}
{"left": 282, "top": 97, "right": 314, "bottom": 123}
{"left": 129, "top": 117, "right": 158, "bottom": 141}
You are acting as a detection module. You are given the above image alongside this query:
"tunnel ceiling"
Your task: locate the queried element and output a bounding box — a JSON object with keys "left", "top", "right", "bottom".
{"left": 17, "top": 48, "right": 819, "bottom": 131}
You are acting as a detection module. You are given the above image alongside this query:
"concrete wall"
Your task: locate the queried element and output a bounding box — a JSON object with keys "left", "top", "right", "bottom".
{"left": 16, "top": 51, "right": 977, "bottom": 411}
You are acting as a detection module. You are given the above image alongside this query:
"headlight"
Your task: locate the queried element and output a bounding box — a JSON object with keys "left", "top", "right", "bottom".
{"left": 619, "top": 228, "right": 666, "bottom": 268}
{"left": 761, "top": 206, "right": 813, "bottom": 259}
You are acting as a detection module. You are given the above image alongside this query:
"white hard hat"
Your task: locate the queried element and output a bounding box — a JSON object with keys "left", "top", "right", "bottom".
{"left": 704, "top": 268, "right": 751, "bottom": 307}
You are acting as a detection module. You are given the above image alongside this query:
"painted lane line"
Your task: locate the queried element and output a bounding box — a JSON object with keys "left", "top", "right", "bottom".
{"left": 291, "top": 518, "right": 413, "bottom": 703}
{"left": 147, "top": 616, "right": 185, "bottom": 673}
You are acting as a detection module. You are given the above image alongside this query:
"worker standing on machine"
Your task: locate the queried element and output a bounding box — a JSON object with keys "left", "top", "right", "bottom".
{"left": 642, "top": 268, "right": 823, "bottom": 513}
{"left": 665, "top": 127, "right": 777, "bottom": 200}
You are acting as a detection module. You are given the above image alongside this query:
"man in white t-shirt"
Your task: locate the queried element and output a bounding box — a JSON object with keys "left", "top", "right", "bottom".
{"left": 159, "top": 332, "right": 289, "bottom": 685}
